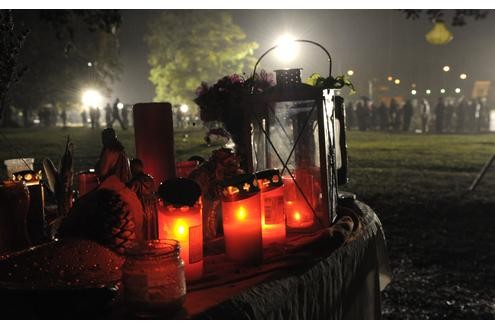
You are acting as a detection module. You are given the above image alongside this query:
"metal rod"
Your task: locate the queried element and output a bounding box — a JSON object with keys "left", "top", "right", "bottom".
{"left": 468, "top": 153, "right": 495, "bottom": 191}
{"left": 251, "top": 39, "right": 333, "bottom": 92}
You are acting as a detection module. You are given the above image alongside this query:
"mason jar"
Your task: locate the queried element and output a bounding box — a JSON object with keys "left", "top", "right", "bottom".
{"left": 122, "top": 239, "right": 186, "bottom": 317}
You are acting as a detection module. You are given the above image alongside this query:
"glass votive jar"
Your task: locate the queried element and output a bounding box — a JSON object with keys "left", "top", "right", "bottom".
{"left": 220, "top": 173, "right": 262, "bottom": 265}
{"left": 122, "top": 239, "right": 186, "bottom": 317}
{"left": 157, "top": 178, "right": 204, "bottom": 282}
{"left": 255, "top": 169, "right": 286, "bottom": 248}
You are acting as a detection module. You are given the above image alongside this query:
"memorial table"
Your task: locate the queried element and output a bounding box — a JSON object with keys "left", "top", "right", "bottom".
{"left": 0, "top": 200, "right": 390, "bottom": 319}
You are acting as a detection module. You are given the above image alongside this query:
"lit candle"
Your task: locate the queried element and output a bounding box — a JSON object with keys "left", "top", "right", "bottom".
{"left": 221, "top": 174, "right": 262, "bottom": 264}
{"left": 157, "top": 178, "right": 203, "bottom": 282}
{"left": 283, "top": 176, "right": 315, "bottom": 229}
{"left": 256, "top": 169, "right": 286, "bottom": 248}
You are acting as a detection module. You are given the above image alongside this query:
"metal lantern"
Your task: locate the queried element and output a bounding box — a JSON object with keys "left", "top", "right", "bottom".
{"left": 246, "top": 40, "right": 348, "bottom": 228}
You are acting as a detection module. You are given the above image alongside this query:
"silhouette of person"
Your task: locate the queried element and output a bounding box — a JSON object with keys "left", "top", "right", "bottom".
{"left": 60, "top": 109, "right": 67, "bottom": 128}
{"left": 81, "top": 111, "right": 88, "bottom": 127}
{"left": 435, "top": 97, "right": 445, "bottom": 133}
{"left": 402, "top": 99, "right": 413, "bottom": 132}
{"left": 419, "top": 98, "right": 431, "bottom": 133}
{"left": 104, "top": 103, "right": 113, "bottom": 128}
{"left": 111, "top": 98, "right": 125, "bottom": 129}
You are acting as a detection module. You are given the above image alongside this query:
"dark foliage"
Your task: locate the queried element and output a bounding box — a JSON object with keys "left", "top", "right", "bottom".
{"left": 0, "top": 10, "right": 28, "bottom": 121}
{"left": 401, "top": 9, "right": 489, "bottom": 26}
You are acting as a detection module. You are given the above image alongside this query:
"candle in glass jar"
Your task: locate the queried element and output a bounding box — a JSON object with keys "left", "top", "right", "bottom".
{"left": 221, "top": 174, "right": 262, "bottom": 264}
{"left": 283, "top": 176, "right": 314, "bottom": 229}
{"left": 157, "top": 178, "right": 203, "bottom": 282}
{"left": 256, "top": 169, "right": 286, "bottom": 248}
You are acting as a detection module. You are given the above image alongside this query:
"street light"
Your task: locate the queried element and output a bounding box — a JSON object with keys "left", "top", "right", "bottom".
{"left": 426, "top": 89, "right": 431, "bottom": 95}
{"left": 81, "top": 89, "right": 103, "bottom": 108}
{"left": 411, "top": 90, "right": 417, "bottom": 95}
{"left": 179, "top": 104, "right": 189, "bottom": 114}
{"left": 455, "top": 88, "right": 461, "bottom": 94}
{"left": 460, "top": 73, "right": 467, "bottom": 80}
{"left": 440, "top": 88, "right": 446, "bottom": 94}
{"left": 394, "top": 79, "right": 400, "bottom": 85}
{"left": 87, "top": 62, "right": 92, "bottom": 67}
{"left": 387, "top": 75, "right": 393, "bottom": 81}
{"left": 274, "top": 34, "right": 298, "bottom": 62}
{"left": 347, "top": 69, "right": 354, "bottom": 76}
{"left": 443, "top": 65, "right": 450, "bottom": 72}
{"left": 117, "top": 102, "right": 124, "bottom": 110}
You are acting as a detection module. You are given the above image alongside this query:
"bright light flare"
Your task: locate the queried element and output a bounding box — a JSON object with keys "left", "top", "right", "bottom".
{"left": 387, "top": 76, "right": 393, "bottom": 81}
{"left": 455, "top": 88, "right": 461, "bottom": 94}
{"left": 426, "top": 89, "right": 431, "bottom": 95}
{"left": 274, "top": 34, "right": 298, "bottom": 62}
{"left": 411, "top": 90, "right": 417, "bottom": 95}
{"left": 394, "top": 79, "right": 401, "bottom": 85}
{"left": 81, "top": 89, "right": 103, "bottom": 109}
{"left": 347, "top": 69, "right": 354, "bottom": 76}
{"left": 443, "top": 65, "right": 450, "bottom": 72}
{"left": 440, "top": 88, "right": 446, "bottom": 94}
{"left": 180, "top": 104, "right": 189, "bottom": 114}
{"left": 460, "top": 73, "right": 467, "bottom": 80}
{"left": 117, "top": 102, "right": 124, "bottom": 110}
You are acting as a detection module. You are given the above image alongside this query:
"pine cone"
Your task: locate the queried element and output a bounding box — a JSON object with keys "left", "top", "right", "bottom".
{"left": 59, "top": 189, "right": 137, "bottom": 254}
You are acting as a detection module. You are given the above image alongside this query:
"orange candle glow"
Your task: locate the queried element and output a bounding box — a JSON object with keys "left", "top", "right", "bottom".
{"left": 256, "top": 169, "right": 286, "bottom": 248}
{"left": 283, "top": 176, "right": 315, "bottom": 229}
{"left": 157, "top": 179, "right": 203, "bottom": 282}
{"left": 221, "top": 174, "right": 262, "bottom": 264}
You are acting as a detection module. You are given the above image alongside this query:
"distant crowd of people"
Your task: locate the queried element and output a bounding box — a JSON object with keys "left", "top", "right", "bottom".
{"left": 81, "top": 98, "right": 129, "bottom": 130}
{"left": 346, "top": 96, "right": 491, "bottom": 133}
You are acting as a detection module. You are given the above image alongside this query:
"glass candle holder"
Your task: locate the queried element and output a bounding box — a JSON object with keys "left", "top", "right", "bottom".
{"left": 122, "top": 239, "right": 186, "bottom": 317}
{"left": 283, "top": 176, "right": 315, "bottom": 229}
{"left": 221, "top": 174, "right": 262, "bottom": 264}
{"left": 157, "top": 178, "right": 203, "bottom": 282}
{"left": 256, "top": 169, "right": 286, "bottom": 248}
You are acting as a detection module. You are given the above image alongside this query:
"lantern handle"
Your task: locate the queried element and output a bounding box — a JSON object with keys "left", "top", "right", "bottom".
{"left": 251, "top": 39, "right": 332, "bottom": 89}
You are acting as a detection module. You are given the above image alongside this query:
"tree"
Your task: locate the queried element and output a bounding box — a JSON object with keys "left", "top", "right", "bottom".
{"left": 2, "top": 10, "right": 122, "bottom": 127}
{"left": 0, "top": 10, "right": 28, "bottom": 125}
{"left": 146, "top": 11, "right": 258, "bottom": 107}
{"left": 400, "top": 10, "right": 489, "bottom": 27}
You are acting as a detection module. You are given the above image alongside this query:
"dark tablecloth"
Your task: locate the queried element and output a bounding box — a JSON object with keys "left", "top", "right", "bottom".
{"left": 184, "top": 200, "right": 391, "bottom": 319}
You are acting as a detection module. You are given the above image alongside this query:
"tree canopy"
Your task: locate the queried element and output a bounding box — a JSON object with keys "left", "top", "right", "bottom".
{"left": 2, "top": 10, "right": 122, "bottom": 127}
{"left": 146, "top": 11, "right": 258, "bottom": 107}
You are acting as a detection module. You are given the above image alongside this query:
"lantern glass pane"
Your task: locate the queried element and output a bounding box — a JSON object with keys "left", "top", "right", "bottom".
{"left": 253, "top": 99, "right": 323, "bottom": 218}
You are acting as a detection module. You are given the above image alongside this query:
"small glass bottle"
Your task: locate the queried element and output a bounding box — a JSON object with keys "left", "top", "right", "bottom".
{"left": 122, "top": 239, "right": 186, "bottom": 317}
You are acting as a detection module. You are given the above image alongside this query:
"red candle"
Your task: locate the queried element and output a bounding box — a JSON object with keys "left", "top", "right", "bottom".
{"left": 256, "top": 169, "right": 286, "bottom": 248}
{"left": 157, "top": 203, "right": 203, "bottom": 282}
{"left": 157, "top": 179, "right": 203, "bottom": 282}
{"left": 283, "top": 176, "right": 314, "bottom": 229}
{"left": 221, "top": 174, "right": 262, "bottom": 264}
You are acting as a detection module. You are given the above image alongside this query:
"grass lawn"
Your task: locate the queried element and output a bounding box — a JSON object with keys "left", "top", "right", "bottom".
{"left": 1, "top": 127, "right": 495, "bottom": 318}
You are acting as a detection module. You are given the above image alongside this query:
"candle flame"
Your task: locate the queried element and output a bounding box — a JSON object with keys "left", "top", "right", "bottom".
{"left": 236, "top": 206, "right": 247, "bottom": 221}
{"left": 174, "top": 219, "right": 187, "bottom": 236}
{"left": 294, "top": 212, "right": 301, "bottom": 221}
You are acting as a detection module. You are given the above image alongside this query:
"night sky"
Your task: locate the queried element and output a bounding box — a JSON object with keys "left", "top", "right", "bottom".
{"left": 111, "top": 9, "right": 495, "bottom": 104}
